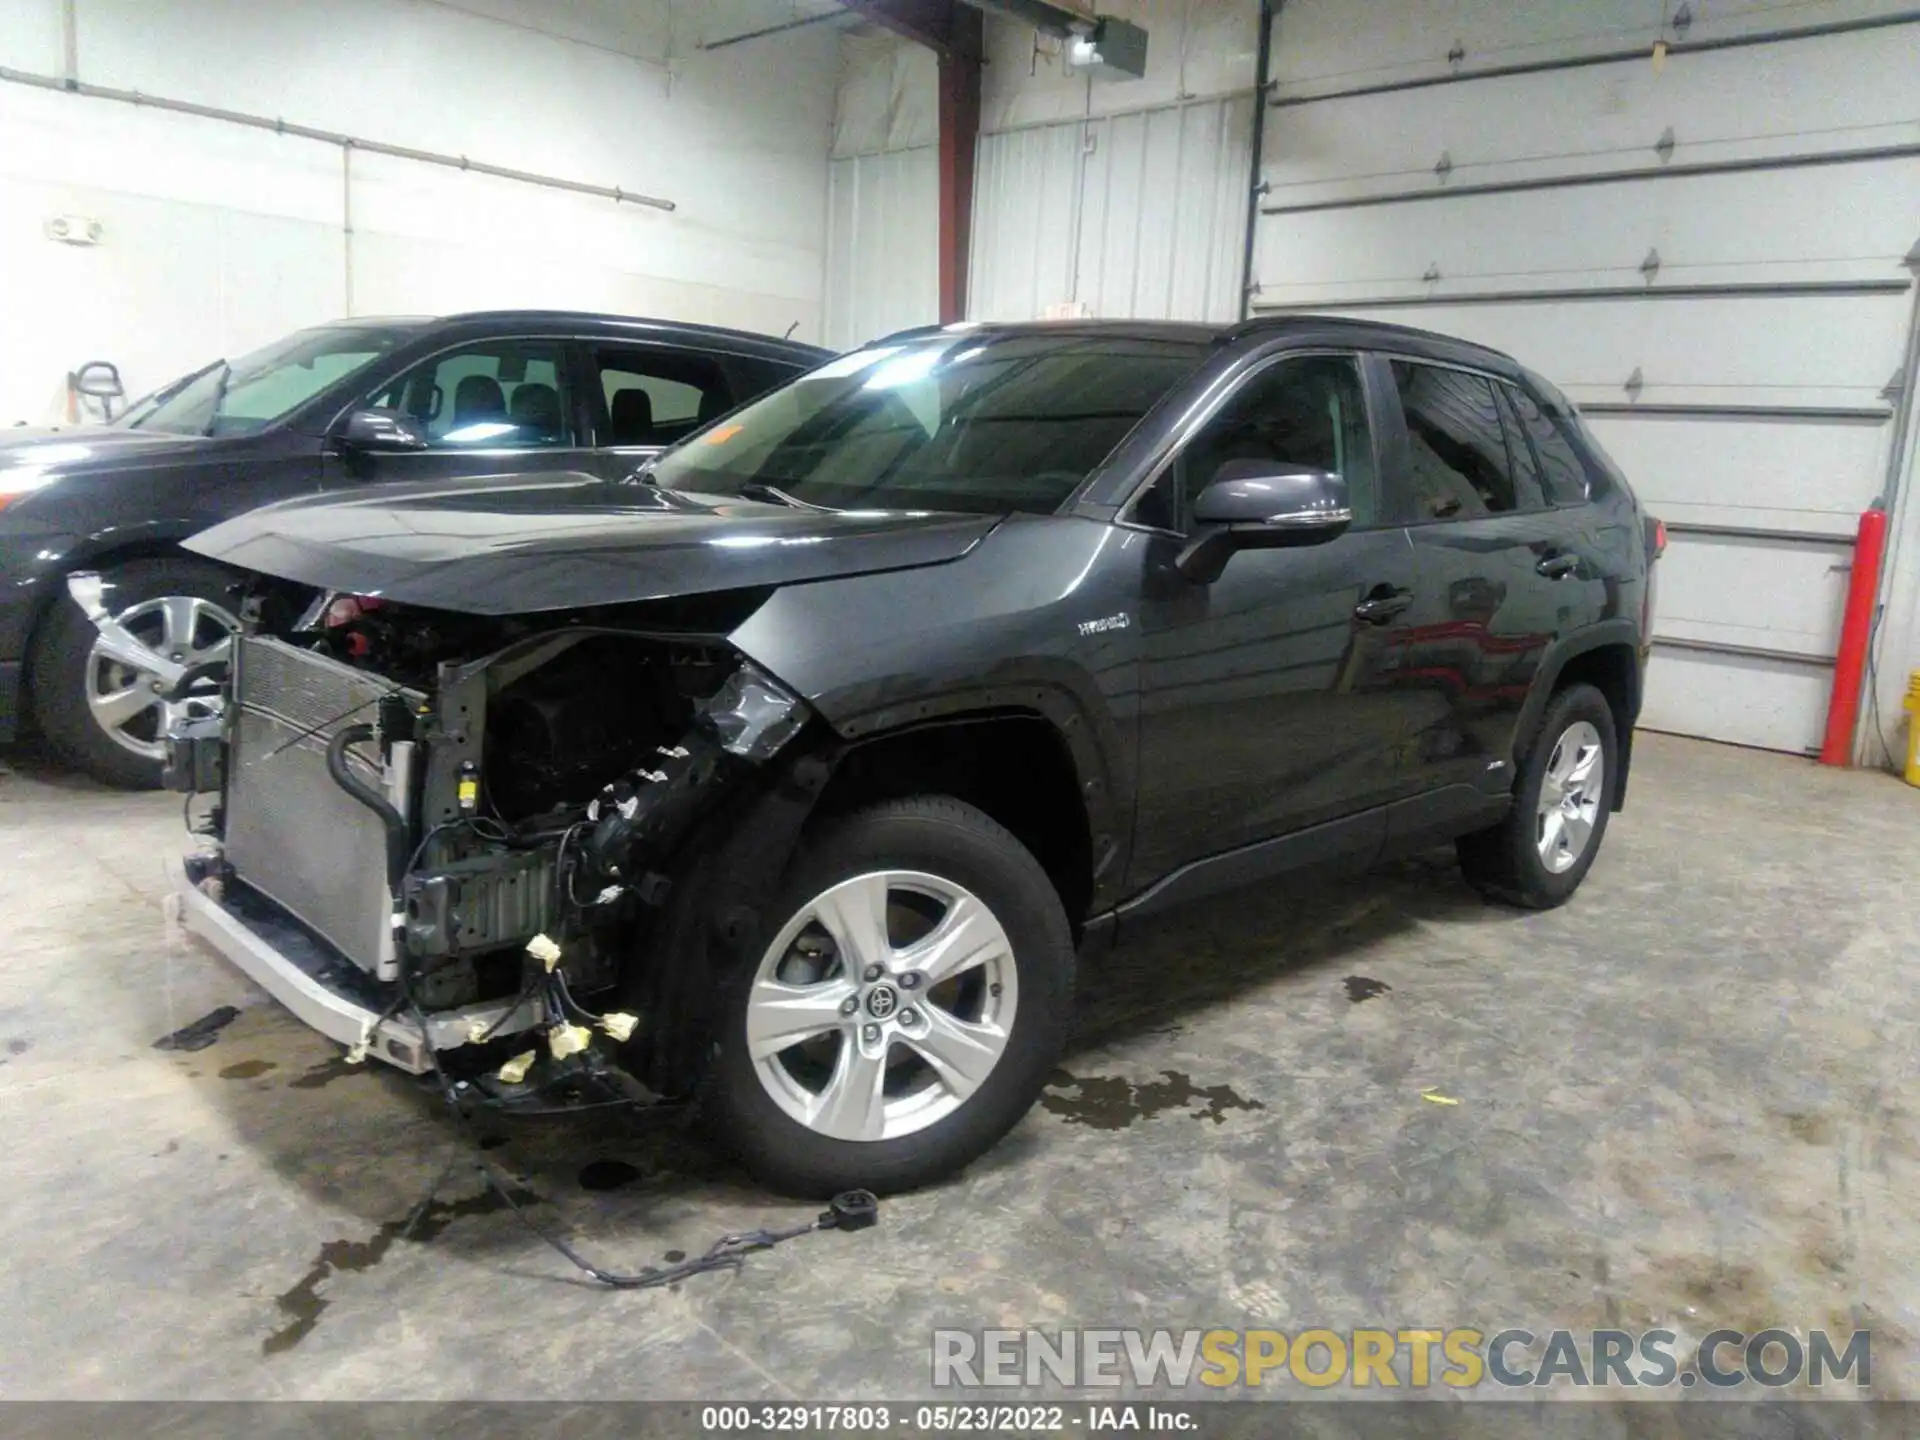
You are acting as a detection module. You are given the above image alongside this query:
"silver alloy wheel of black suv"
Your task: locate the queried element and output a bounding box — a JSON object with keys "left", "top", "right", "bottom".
{"left": 746, "top": 868, "right": 1021, "bottom": 1143}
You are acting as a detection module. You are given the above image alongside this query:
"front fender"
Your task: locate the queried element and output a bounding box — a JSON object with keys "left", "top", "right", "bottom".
{"left": 728, "top": 515, "right": 1145, "bottom": 903}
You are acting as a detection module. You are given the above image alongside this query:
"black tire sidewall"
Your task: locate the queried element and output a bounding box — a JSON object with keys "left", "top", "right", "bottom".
{"left": 1506, "top": 684, "right": 1617, "bottom": 905}
{"left": 710, "top": 796, "right": 1074, "bottom": 1198}
{"left": 30, "top": 556, "right": 240, "bottom": 789}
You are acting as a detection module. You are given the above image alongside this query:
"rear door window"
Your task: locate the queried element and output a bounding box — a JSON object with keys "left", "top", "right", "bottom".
{"left": 594, "top": 348, "right": 733, "bottom": 449}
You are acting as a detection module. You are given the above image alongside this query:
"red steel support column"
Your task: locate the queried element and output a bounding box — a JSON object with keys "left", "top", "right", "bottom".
{"left": 936, "top": 7, "right": 982, "bottom": 324}
{"left": 1820, "top": 506, "right": 1889, "bottom": 766}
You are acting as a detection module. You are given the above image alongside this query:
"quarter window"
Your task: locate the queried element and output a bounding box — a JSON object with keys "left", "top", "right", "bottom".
{"left": 1391, "top": 361, "right": 1522, "bottom": 519}
{"left": 1134, "top": 354, "right": 1376, "bottom": 533}
{"left": 368, "top": 341, "right": 574, "bottom": 448}
{"left": 1504, "top": 383, "right": 1591, "bottom": 506}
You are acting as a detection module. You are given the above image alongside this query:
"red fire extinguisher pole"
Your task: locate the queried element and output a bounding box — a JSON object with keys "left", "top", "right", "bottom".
{"left": 1819, "top": 506, "right": 1889, "bottom": 766}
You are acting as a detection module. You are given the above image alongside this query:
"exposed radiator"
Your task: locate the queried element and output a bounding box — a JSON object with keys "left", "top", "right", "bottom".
{"left": 223, "top": 637, "right": 424, "bottom": 975}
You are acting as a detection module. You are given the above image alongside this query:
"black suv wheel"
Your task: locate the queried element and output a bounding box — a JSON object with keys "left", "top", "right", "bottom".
{"left": 1457, "top": 682, "right": 1617, "bottom": 909}
{"left": 710, "top": 796, "right": 1074, "bottom": 1197}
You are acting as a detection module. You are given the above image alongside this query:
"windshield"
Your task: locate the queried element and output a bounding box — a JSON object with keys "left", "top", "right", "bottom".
{"left": 119, "top": 324, "right": 412, "bottom": 436}
{"left": 645, "top": 332, "right": 1208, "bottom": 515}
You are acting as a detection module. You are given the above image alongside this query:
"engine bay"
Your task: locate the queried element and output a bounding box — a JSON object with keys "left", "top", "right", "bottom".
{"left": 174, "top": 587, "right": 814, "bottom": 1106}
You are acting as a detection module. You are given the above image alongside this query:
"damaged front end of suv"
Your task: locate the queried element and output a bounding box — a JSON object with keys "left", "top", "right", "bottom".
{"left": 166, "top": 584, "right": 834, "bottom": 1113}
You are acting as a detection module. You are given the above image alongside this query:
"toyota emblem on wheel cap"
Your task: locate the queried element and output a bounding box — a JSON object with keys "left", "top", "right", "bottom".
{"left": 865, "top": 985, "right": 899, "bottom": 1020}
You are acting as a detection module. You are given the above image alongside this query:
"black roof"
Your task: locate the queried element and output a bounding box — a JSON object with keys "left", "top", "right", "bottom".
{"left": 319, "top": 309, "right": 830, "bottom": 362}
{"left": 870, "top": 315, "right": 1524, "bottom": 378}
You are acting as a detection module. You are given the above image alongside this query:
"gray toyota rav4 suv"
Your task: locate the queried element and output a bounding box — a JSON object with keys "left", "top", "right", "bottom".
{"left": 145, "top": 317, "right": 1660, "bottom": 1195}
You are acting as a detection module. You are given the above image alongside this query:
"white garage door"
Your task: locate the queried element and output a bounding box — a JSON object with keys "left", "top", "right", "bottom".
{"left": 1253, "top": 0, "right": 1920, "bottom": 753}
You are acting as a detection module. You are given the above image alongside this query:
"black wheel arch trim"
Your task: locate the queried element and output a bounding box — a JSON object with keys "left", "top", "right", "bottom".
{"left": 804, "top": 682, "right": 1129, "bottom": 916}
{"left": 1513, "top": 617, "right": 1645, "bottom": 809}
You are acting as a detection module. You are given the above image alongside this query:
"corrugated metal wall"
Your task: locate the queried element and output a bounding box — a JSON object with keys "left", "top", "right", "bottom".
{"left": 966, "top": 0, "right": 1259, "bottom": 325}
{"left": 822, "top": 32, "right": 940, "bottom": 351}
{"left": 970, "top": 94, "right": 1254, "bottom": 325}
{"left": 824, "top": 147, "right": 938, "bottom": 351}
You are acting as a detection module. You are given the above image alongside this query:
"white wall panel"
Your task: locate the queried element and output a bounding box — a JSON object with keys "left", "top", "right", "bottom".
{"left": 1256, "top": 0, "right": 1919, "bottom": 755}
{"left": 969, "top": 123, "right": 1086, "bottom": 323}
{"left": 834, "top": 31, "right": 937, "bottom": 157}
{"left": 1257, "top": 158, "right": 1920, "bottom": 298}
{"left": 1657, "top": 532, "right": 1851, "bottom": 658}
{"left": 1641, "top": 646, "right": 1835, "bottom": 753}
{"left": 1265, "top": 26, "right": 1920, "bottom": 209}
{"left": 1268, "top": 0, "right": 1915, "bottom": 99}
{"left": 1298, "top": 294, "right": 1910, "bottom": 411}
{"left": 824, "top": 148, "right": 940, "bottom": 351}
{"left": 971, "top": 95, "right": 1252, "bottom": 324}
{"left": 0, "top": 0, "right": 838, "bottom": 423}
{"left": 1583, "top": 416, "right": 1889, "bottom": 534}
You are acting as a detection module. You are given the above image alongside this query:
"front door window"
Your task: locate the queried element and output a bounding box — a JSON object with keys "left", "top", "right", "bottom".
{"left": 367, "top": 342, "right": 575, "bottom": 449}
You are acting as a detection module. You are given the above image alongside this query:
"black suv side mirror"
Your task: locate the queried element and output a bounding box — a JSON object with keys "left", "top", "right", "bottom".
{"left": 1176, "top": 461, "right": 1352, "bottom": 583}
{"left": 336, "top": 407, "right": 429, "bottom": 452}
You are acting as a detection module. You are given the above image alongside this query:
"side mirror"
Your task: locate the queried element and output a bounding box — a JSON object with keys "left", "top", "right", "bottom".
{"left": 1176, "top": 461, "right": 1352, "bottom": 583}
{"left": 336, "top": 407, "right": 429, "bottom": 452}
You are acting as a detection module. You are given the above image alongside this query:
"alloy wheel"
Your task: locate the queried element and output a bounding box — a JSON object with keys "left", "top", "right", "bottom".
{"left": 745, "top": 869, "right": 1019, "bottom": 1143}
{"left": 84, "top": 594, "right": 238, "bottom": 760}
{"left": 1535, "top": 719, "right": 1604, "bottom": 875}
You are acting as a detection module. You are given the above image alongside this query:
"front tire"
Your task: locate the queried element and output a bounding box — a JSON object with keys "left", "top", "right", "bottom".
{"left": 711, "top": 796, "right": 1074, "bottom": 1197}
{"left": 29, "top": 556, "right": 241, "bottom": 789}
{"left": 1456, "top": 682, "right": 1617, "bottom": 909}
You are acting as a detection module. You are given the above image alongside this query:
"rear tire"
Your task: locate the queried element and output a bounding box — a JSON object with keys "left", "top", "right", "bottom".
{"left": 1457, "top": 682, "right": 1616, "bottom": 910}
{"left": 29, "top": 556, "right": 241, "bottom": 789}
{"left": 710, "top": 796, "right": 1074, "bottom": 1197}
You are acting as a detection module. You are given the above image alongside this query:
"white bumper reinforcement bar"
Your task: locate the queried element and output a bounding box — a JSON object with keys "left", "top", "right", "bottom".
{"left": 164, "top": 855, "right": 544, "bottom": 1074}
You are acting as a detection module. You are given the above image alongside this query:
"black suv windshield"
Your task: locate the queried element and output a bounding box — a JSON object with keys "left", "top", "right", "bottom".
{"left": 647, "top": 331, "right": 1207, "bottom": 515}
{"left": 120, "top": 324, "right": 412, "bottom": 436}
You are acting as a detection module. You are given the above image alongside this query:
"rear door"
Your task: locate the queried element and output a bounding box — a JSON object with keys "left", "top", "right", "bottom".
{"left": 1384, "top": 356, "right": 1602, "bottom": 804}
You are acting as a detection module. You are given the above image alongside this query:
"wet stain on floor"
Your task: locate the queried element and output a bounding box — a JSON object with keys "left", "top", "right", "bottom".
{"left": 218, "top": 1059, "right": 277, "bottom": 1080}
{"left": 1041, "top": 1069, "right": 1264, "bottom": 1130}
{"left": 578, "top": 1159, "right": 643, "bottom": 1192}
{"left": 263, "top": 1184, "right": 540, "bottom": 1356}
{"left": 287, "top": 1057, "right": 365, "bottom": 1090}
{"left": 153, "top": 1006, "right": 240, "bottom": 1053}
{"left": 1345, "top": 976, "right": 1392, "bottom": 1003}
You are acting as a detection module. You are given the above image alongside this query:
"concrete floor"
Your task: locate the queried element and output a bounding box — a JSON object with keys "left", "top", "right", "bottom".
{"left": 0, "top": 731, "right": 1914, "bottom": 1402}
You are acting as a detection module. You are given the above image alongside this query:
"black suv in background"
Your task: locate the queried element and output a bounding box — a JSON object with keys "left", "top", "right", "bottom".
{"left": 0, "top": 311, "right": 826, "bottom": 784}
{"left": 164, "top": 317, "right": 1660, "bottom": 1197}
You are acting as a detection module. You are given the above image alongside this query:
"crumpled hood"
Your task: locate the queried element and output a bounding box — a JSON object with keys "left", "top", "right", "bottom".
{"left": 184, "top": 472, "right": 1000, "bottom": 614}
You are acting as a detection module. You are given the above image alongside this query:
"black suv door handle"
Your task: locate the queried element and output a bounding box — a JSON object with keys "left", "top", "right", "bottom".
{"left": 1536, "top": 552, "right": 1579, "bottom": 579}
{"left": 1354, "top": 586, "right": 1413, "bottom": 624}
